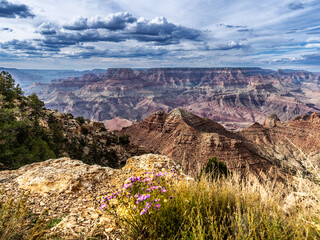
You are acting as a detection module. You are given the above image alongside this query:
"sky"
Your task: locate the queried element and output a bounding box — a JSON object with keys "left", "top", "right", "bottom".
{"left": 0, "top": 0, "right": 319, "bottom": 71}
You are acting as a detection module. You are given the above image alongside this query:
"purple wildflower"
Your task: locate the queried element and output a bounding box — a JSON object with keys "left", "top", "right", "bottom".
{"left": 100, "top": 204, "right": 107, "bottom": 210}
{"left": 155, "top": 204, "right": 160, "bottom": 209}
{"left": 145, "top": 202, "right": 152, "bottom": 208}
{"left": 161, "top": 188, "right": 167, "bottom": 193}
{"left": 140, "top": 208, "right": 148, "bottom": 215}
{"left": 124, "top": 183, "right": 132, "bottom": 189}
{"left": 138, "top": 194, "right": 151, "bottom": 202}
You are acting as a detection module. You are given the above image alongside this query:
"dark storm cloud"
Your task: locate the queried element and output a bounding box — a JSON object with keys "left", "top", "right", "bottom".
{"left": 39, "top": 30, "right": 126, "bottom": 50}
{"left": 0, "top": 0, "right": 35, "bottom": 18}
{"left": 1, "top": 12, "right": 203, "bottom": 59}
{"left": 63, "top": 12, "right": 136, "bottom": 31}
{"left": 0, "top": 39, "right": 61, "bottom": 56}
{"left": 128, "top": 16, "right": 201, "bottom": 44}
{"left": 43, "top": 13, "right": 203, "bottom": 46}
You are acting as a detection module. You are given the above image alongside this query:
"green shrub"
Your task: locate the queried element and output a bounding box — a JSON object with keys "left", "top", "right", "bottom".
{"left": 75, "top": 116, "right": 85, "bottom": 124}
{"left": 198, "top": 157, "right": 229, "bottom": 180}
{"left": 27, "top": 93, "right": 44, "bottom": 112}
{"left": 118, "top": 134, "right": 130, "bottom": 145}
{"left": 0, "top": 109, "right": 61, "bottom": 169}
{"left": 81, "top": 126, "right": 89, "bottom": 135}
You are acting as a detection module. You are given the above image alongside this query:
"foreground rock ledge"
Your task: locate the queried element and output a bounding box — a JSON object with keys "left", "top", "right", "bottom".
{"left": 0, "top": 154, "right": 182, "bottom": 239}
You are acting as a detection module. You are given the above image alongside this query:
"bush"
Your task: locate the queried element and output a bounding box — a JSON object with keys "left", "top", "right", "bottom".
{"left": 118, "top": 134, "right": 130, "bottom": 145}
{"left": 198, "top": 157, "right": 229, "bottom": 180}
{"left": 0, "top": 108, "right": 62, "bottom": 169}
{"left": 80, "top": 126, "right": 89, "bottom": 135}
{"left": 75, "top": 116, "right": 85, "bottom": 124}
{"left": 27, "top": 93, "right": 44, "bottom": 112}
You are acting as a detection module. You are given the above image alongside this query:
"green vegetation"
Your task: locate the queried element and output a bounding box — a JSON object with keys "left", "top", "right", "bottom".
{"left": 198, "top": 156, "right": 229, "bottom": 180}
{"left": 118, "top": 134, "right": 130, "bottom": 145}
{"left": 0, "top": 193, "right": 54, "bottom": 240}
{"left": 0, "top": 71, "right": 63, "bottom": 169}
{"left": 102, "top": 161, "right": 320, "bottom": 240}
{"left": 47, "top": 217, "right": 64, "bottom": 229}
{"left": 75, "top": 116, "right": 85, "bottom": 124}
{"left": 0, "top": 71, "right": 23, "bottom": 102}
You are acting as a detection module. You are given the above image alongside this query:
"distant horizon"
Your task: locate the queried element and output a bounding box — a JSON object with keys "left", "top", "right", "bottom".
{"left": 0, "top": 65, "right": 319, "bottom": 73}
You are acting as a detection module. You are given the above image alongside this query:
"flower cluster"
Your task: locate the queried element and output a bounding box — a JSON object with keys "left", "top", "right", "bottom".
{"left": 100, "top": 168, "right": 179, "bottom": 216}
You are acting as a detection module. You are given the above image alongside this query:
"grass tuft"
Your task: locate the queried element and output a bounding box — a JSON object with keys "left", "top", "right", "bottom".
{"left": 0, "top": 192, "right": 62, "bottom": 240}
{"left": 102, "top": 171, "right": 320, "bottom": 239}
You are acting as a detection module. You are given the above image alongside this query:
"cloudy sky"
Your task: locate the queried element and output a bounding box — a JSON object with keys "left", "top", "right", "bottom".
{"left": 0, "top": 0, "right": 319, "bottom": 70}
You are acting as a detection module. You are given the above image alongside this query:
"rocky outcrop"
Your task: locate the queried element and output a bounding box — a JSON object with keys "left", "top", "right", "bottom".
{"left": 120, "top": 108, "right": 274, "bottom": 176}
{"left": 24, "top": 68, "right": 320, "bottom": 130}
{"left": 241, "top": 112, "right": 320, "bottom": 177}
{"left": 103, "top": 117, "right": 133, "bottom": 131}
{"left": 0, "top": 154, "right": 181, "bottom": 239}
{"left": 263, "top": 114, "right": 280, "bottom": 128}
{"left": 41, "top": 110, "right": 133, "bottom": 168}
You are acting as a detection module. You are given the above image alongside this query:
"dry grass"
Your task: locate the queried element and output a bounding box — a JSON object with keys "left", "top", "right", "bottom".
{"left": 0, "top": 192, "right": 51, "bottom": 240}
{"left": 118, "top": 171, "right": 320, "bottom": 239}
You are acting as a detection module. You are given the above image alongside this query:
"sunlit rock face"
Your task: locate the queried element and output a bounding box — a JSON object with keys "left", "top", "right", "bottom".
{"left": 121, "top": 108, "right": 320, "bottom": 180}
{"left": 120, "top": 108, "right": 274, "bottom": 176}
{"left": 0, "top": 154, "right": 181, "bottom": 239}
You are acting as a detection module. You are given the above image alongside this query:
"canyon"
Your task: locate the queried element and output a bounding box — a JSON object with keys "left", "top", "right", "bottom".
{"left": 24, "top": 67, "right": 320, "bottom": 130}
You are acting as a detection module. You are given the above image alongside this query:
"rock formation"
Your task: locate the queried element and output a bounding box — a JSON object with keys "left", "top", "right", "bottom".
{"left": 24, "top": 68, "right": 320, "bottom": 130}
{"left": 120, "top": 108, "right": 274, "bottom": 176}
{"left": 263, "top": 114, "right": 281, "bottom": 128}
{"left": 0, "top": 154, "right": 181, "bottom": 239}
{"left": 120, "top": 108, "right": 320, "bottom": 180}
{"left": 241, "top": 112, "right": 320, "bottom": 176}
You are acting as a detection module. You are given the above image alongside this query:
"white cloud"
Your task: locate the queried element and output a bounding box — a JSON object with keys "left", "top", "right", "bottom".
{"left": 0, "top": 0, "right": 319, "bottom": 71}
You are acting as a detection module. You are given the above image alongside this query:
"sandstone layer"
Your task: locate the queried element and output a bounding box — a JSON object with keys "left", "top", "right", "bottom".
{"left": 24, "top": 68, "right": 320, "bottom": 130}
